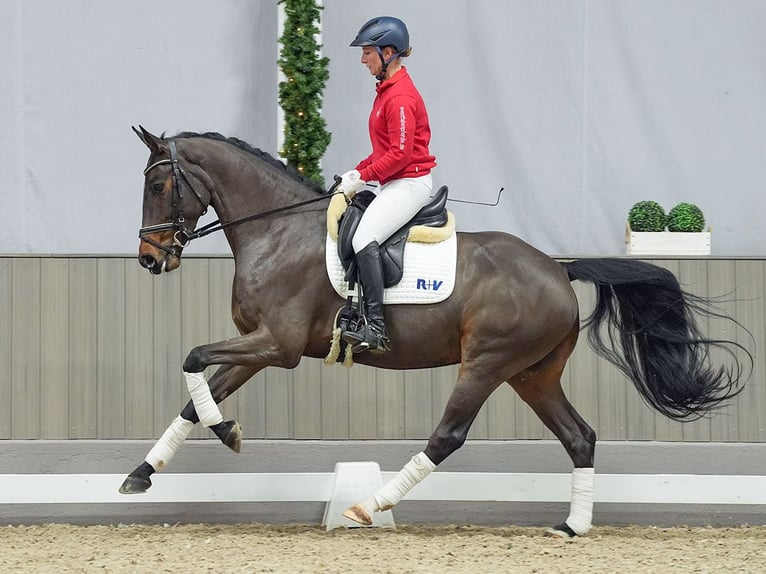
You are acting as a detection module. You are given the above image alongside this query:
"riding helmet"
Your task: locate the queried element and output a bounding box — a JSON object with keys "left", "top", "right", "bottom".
{"left": 350, "top": 16, "right": 410, "bottom": 54}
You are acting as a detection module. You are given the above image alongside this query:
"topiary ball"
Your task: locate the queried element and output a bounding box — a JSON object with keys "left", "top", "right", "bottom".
{"left": 628, "top": 200, "right": 666, "bottom": 232}
{"left": 666, "top": 202, "right": 705, "bottom": 232}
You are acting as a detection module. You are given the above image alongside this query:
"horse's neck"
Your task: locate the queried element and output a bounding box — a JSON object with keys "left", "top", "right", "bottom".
{"left": 207, "top": 163, "right": 325, "bottom": 259}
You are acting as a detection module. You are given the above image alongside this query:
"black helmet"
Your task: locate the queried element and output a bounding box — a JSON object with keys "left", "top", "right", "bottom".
{"left": 350, "top": 16, "right": 410, "bottom": 54}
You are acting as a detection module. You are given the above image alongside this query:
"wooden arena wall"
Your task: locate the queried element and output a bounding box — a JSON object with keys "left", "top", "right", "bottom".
{"left": 1, "top": 255, "right": 763, "bottom": 443}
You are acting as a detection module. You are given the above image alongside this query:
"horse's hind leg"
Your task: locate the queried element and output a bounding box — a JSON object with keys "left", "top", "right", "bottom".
{"left": 343, "top": 362, "right": 504, "bottom": 525}
{"left": 509, "top": 330, "right": 597, "bottom": 537}
{"left": 119, "top": 364, "right": 256, "bottom": 494}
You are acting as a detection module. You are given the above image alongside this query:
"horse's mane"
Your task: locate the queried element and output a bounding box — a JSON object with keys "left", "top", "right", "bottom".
{"left": 173, "top": 131, "right": 325, "bottom": 194}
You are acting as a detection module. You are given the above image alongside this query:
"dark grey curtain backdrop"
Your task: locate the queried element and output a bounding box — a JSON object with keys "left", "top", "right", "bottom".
{"left": 2, "top": 1, "right": 763, "bottom": 255}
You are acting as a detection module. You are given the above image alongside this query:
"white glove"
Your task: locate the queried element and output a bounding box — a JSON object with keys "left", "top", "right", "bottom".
{"left": 338, "top": 169, "right": 364, "bottom": 199}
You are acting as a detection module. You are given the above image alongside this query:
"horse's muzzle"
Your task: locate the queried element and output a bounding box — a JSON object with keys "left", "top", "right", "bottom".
{"left": 138, "top": 234, "right": 182, "bottom": 274}
{"left": 139, "top": 254, "right": 164, "bottom": 274}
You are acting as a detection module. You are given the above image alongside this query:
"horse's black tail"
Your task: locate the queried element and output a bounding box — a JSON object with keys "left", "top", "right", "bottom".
{"left": 561, "top": 258, "right": 752, "bottom": 421}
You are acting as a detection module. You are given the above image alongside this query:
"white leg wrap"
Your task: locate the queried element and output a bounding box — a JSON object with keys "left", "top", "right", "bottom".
{"left": 357, "top": 452, "right": 436, "bottom": 516}
{"left": 185, "top": 370, "right": 224, "bottom": 427}
{"left": 145, "top": 415, "right": 195, "bottom": 471}
{"left": 565, "top": 467, "right": 595, "bottom": 535}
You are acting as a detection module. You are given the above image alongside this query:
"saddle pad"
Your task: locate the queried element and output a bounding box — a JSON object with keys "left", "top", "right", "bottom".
{"left": 325, "top": 232, "right": 457, "bottom": 304}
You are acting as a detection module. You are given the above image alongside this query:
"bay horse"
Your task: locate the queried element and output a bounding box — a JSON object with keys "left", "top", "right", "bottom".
{"left": 120, "top": 127, "right": 750, "bottom": 537}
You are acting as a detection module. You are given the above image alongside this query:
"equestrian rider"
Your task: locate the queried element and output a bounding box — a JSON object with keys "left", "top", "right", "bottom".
{"left": 338, "top": 16, "right": 438, "bottom": 353}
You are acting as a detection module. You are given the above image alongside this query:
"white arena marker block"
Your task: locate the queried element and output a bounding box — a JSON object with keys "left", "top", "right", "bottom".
{"left": 322, "top": 462, "right": 395, "bottom": 530}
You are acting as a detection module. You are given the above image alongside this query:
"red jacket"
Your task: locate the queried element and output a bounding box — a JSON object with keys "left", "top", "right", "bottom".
{"left": 355, "top": 67, "right": 437, "bottom": 185}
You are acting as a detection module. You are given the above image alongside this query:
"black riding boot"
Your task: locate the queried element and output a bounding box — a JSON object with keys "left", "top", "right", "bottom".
{"left": 342, "top": 241, "right": 390, "bottom": 353}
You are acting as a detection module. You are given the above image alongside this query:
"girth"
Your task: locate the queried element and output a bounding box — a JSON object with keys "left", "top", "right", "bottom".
{"left": 337, "top": 186, "right": 449, "bottom": 288}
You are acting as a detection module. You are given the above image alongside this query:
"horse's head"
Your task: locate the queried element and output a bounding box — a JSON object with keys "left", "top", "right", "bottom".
{"left": 134, "top": 126, "right": 212, "bottom": 274}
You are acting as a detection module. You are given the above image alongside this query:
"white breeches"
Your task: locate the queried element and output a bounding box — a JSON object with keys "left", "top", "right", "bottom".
{"left": 352, "top": 174, "right": 434, "bottom": 253}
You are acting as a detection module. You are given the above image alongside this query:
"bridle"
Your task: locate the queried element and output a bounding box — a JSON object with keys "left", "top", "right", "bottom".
{"left": 139, "top": 139, "right": 209, "bottom": 258}
{"left": 139, "top": 138, "right": 342, "bottom": 259}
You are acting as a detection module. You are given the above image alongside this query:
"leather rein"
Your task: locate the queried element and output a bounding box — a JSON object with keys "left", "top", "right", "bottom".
{"left": 139, "top": 139, "right": 341, "bottom": 257}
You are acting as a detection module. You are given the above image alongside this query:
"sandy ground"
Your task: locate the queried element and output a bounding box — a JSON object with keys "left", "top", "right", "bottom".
{"left": 2, "top": 523, "right": 766, "bottom": 573}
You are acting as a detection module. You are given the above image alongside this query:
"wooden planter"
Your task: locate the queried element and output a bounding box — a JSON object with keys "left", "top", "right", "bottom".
{"left": 625, "top": 224, "right": 711, "bottom": 255}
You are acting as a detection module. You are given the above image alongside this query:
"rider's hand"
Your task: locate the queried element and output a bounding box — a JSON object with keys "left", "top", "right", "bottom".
{"left": 338, "top": 169, "right": 364, "bottom": 199}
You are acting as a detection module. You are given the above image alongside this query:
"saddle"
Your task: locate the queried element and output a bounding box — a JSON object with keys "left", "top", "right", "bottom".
{"left": 336, "top": 186, "right": 450, "bottom": 288}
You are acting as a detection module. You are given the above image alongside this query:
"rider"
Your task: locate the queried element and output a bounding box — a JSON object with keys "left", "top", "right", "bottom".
{"left": 338, "top": 16, "right": 438, "bottom": 353}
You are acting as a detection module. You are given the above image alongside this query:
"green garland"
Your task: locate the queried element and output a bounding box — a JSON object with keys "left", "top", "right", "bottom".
{"left": 277, "top": 0, "right": 331, "bottom": 187}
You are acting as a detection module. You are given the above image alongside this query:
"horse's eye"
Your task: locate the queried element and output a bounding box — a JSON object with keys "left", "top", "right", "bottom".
{"left": 152, "top": 182, "right": 165, "bottom": 193}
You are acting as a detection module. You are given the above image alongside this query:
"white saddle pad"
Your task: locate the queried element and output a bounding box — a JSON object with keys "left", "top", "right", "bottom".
{"left": 325, "top": 232, "right": 457, "bottom": 304}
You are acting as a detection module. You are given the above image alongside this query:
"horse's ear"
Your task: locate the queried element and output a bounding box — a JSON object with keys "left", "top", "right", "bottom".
{"left": 133, "top": 125, "right": 165, "bottom": 154}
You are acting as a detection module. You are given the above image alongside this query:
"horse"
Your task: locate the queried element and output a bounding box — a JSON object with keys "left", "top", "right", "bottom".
{"left": 119, "top": 126, "right": 751, "bottom": 537}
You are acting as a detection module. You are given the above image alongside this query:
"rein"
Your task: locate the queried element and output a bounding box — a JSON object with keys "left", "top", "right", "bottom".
{"left": 185, "top": 190, "right": 340, "bottom": 242}
{"left": 140, "top": 139, "right": 341, "bottom": 254}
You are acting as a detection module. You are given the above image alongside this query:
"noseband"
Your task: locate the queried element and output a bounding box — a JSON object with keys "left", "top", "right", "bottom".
{"left": 139, "top": 140, "right": 208, "bottom": 257}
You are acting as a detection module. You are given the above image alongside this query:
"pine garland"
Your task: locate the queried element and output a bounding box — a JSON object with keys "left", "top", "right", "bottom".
{"left": 278, "top": 0, "right": 331, "bottom": 187}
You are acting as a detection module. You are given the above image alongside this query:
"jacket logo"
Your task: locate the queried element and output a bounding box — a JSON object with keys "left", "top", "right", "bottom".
{"left": 399, "top": 106, "right": 406, "bottom": 150}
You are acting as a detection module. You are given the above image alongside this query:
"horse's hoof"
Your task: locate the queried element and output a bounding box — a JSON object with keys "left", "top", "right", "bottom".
{"left": 211, "top": 419, "right": 242, "bottom": 453}
{"left": 118, "top": 475, "right": 152, "bottom": 494}
{"left": 342, "top": 504, "right": 373, "bottom": 526}
{"left": 118, "top": 461, "right": 155, "bottom": 494}
{"left": 546, "top": 522, "right": 578, "bottom": 538}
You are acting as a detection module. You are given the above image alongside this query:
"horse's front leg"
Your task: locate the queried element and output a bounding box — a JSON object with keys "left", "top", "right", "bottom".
{"left": 119, "top": 363, "right": 257, "bottom": 494}
{"left": 179, "top": 326, "right": 298, "bottom": 444}
{"left": 119, "top": 326, "right": 297, "bottom": 494}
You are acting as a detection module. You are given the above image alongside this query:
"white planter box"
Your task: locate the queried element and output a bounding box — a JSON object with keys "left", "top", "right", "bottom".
{"left": 626, "top": 225, "right": 711, "bottom": 255}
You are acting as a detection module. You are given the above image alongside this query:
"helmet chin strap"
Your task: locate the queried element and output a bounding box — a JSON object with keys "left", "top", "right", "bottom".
{"left": 375, "top": 47, "right": 400, "bottom": 81}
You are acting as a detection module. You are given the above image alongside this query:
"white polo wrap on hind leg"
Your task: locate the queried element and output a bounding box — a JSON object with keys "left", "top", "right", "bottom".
{"left": 185, "top": 370, "right": 224, "bottom": 427}
{"left": 145, "top": 415, "right": 195, "bottom": 471}
{"left": 357, "top": 452, "right": 436, "bottom": 515}
{"left": 565, "top": 467, "right": 595, "bottom": 535}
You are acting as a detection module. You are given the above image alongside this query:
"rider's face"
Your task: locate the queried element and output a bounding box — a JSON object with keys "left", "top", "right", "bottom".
{"left": 360, "top": 46, "right": 382, "bottom": 77}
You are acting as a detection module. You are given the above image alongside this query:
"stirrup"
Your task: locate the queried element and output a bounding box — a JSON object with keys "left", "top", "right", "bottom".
{"left": 342, "top": 323, "right": 390, "bottom": 354}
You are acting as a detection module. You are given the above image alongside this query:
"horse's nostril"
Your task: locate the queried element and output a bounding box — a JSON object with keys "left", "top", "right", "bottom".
{"left": 139, "top": 255, "right": 156, "bottom": 270}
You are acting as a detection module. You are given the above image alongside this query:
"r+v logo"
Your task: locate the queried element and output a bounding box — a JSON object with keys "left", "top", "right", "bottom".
{"left": 416, "top": 278, "right": 444, "bottom": 291}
